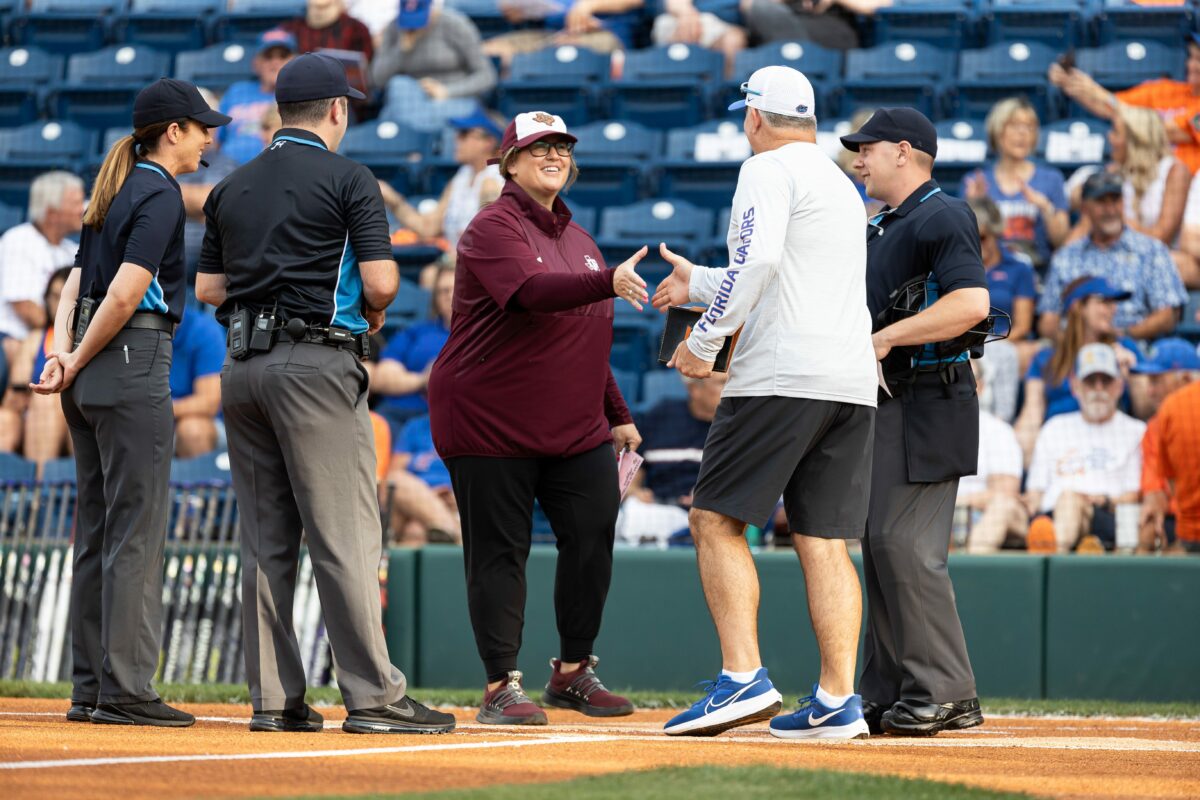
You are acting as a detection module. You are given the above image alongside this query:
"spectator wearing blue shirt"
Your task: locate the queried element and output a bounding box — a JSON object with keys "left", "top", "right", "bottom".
{"left": 370, "top": 264, "right": 453, "bottom": 434}
{"left": 386, "top": 414, "right": 461, "bottom": 544}
{"left": 170, "top": 310, "right": 225, "bottom": 458}
{"left": 1038, "top": 172, "right": 1187, "bottom": 342}
{"left": 963, "top": 98, "right": 1070, "bottom": 270}
{"left": 968, "top": 196, "right": 1036, "bottom": 342}
{"left": 1015, "top": 275, "right": 1144, "bottom": 463}
{"left": 218, "top": 29, "right": 296, "bottom": 165}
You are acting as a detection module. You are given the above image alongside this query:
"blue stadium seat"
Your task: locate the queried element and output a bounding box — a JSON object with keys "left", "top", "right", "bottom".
{"left": 932, "top": 119, "right": 988, "bottom": 195}
{"left": 114, "top": 1, "right": 215, "bottom": 53}
{"left": 640, "top": 369, "right": 688, "bottom": 412}
{"left": 0, "top": 47, "right": 61, "bottom": 127}
{"left": 842, "top": 42, "right": 956, "bottom": 120}
{"left": 380, "top": 76, "right": 476, "bottom": 132}
{"left": 444, "top": 0, "right": 511, "bottom": 36}
{"left": 611, "top": 367, "right": 641, "bottom": 406}
{"left": 724, "top": 41, "right": 841, "bottom": 115}
{"left": 0, "top": 120, "right": 96, "bottom": 161}
{"left": 496, "top": 45, "right": 609, "bottom": 126}
{"left": 52, "top": 45, "right": 171, "bottom": 130}
{"left": 214, "top": 0, "right": 303, "bottom": 46}
{"left": 10, "top": 1, "right": 123, "bottom": 55}
{"left": 1093, "top": 0, "right": 1194, "bottom": 48}
{"left": 0, "top": 452, "right": 37, "bottom": 483}
{"left": 1177, "top": 290, "right": 1200, "bottom": 343}
{"left": 566, "top": 120, "right": 661, "bottom": 208}
{"left": 872, "top": 0, "right": 974, "bottom": 50}
{"left": 982, "top": 0, "right": 1085, "bottom": 48}
{"left": 174, "top": 43, "right": 255, "bottom": 93}
{"left": 659, "top": 120, "right": 749, "bottom": 210}
{"left": 340, "top": 121, "right": 434, "bottom": 193}
{"left": 41, "top": 457, "right": 77, "bottom": 484}
{"left": 953, "top": 41, "right": 1060, "bottom": 122}
{"left": 170, "top": 451, "right": 232, "bottom": 484}
{"left": 610, "top": 45, "right": 724, "bottom": 129}
{"left": 1074, "top": 40, "right": 1184, "bottom": 92}
{"left": 0, "top": 202, "right": 22, "bottom": 234}
{"left": 383, "top": 280, "right": 432, "bottom": 338}
{"left": 1039, "top": 117, "right": 1109, "bottom": 172}
{"left": 598, "top": 198, "right": 713, "bottom": 277}
{"left": 563, "top": 200, "right": 596, "bottom": 233}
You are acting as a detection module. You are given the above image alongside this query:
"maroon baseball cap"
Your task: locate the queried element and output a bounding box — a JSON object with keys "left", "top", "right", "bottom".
{"left": 488, "top": 110, "right": 577, "bottom": 164}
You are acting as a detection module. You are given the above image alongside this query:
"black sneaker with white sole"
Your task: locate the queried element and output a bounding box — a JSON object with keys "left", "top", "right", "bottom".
{"left": 342, "top": 696, "right": 456, "bottom": 734}
{"left": 250, "top": 704, "right": 324, "bottom": 732}
{"left": 90, "top": 700, "right": 196, "bottom": 727}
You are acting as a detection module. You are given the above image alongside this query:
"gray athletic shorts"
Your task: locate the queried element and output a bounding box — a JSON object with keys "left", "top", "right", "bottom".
{"left": 691, "top": 395, "right": 875, "bottom": 539}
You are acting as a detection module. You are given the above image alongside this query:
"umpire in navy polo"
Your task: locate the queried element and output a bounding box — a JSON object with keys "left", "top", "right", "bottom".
{"left": 840, "top": 109, "right": 992, "bottom": 737}
{"left": 32, "top": 78, "right": 230, "bottom": 726}
{"left": 195, "top": 53, "right": 454, "bottom": 734}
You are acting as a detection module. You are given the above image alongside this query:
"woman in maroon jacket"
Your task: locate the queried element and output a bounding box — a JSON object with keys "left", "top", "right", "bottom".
{"left": 428, "top": 111, "right": 648, "bottom": 725}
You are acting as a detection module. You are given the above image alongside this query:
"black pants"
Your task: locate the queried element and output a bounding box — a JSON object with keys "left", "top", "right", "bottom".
{"left": 446, "top": 443, "right": 619, "bottom": 681}
{"left": 61, "top": 329, "right": 173, "bottom": 705}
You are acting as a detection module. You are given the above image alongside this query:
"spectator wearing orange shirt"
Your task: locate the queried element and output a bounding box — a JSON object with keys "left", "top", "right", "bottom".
{"left": 1137, "top": 338, "right": 1200, "bottom": 553}
{"left": 1049, "top": 34, "right": 1200, "bottom": 175}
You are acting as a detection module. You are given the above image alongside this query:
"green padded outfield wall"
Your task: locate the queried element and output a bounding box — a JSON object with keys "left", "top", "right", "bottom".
{"left": 383, "top": 549, "right": 419, "bottom": 678}
{"left": 1045, "top": 556, "right": 1200, "bottom": 702}
{"left": 405, "top": 548, "right": 1045, "bottom": 697}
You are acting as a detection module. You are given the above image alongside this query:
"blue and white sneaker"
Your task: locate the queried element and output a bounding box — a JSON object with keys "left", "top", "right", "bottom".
{"left": 663, "top": 668, "right": 783, "bottom": 737}
{"left": 768, "top": 685, "right": 870, "bottom": 740}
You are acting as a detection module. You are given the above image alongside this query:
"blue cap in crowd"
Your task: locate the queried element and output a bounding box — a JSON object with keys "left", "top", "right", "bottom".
{"left": 1063, "top": 276, "right": 1132, "bottom": 311}
{"left": 257, "top": 28, "right": 297, "bottom": 57}
{"left": 397, "top": 0, "right": 434, "bottom": 30}
{"left": 276, "top": 53, "right": 367, "bottom": 103}
{"left": 448, "top": 106, "right": 504, "bottom": 141}
{"left": 1131, "top": 337, "right": 1200, "bottom": 375}
{"left": 1081, "top": 171, "right": 1124, "bottom": 201}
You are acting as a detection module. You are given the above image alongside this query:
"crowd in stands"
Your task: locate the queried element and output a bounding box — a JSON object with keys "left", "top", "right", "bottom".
{"left": 1, "top": 0, "right": 1199, "bottom": 555}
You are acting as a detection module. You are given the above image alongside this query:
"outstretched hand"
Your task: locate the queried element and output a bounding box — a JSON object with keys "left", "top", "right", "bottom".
{"left": 652, "top": 243, "right": 694, "bottom": 311}
{"left": 613, "top": 245, "right": 649, "bottom": 311}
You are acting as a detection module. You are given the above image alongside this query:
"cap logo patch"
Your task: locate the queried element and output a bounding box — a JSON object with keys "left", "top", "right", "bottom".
{"left": 796, "top": 104, "right": 808, "bottom": 114}
{"left": 534, "top": 112, "right": 555, "bottom": 125}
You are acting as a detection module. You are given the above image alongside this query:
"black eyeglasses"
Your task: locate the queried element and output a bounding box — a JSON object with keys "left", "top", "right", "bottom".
{"left": 527, "top": 140, "right": 574, "bottom": 157}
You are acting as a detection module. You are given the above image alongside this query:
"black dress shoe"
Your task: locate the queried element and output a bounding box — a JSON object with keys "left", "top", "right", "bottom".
{"left": 343, "top": 696, "right": 455, "bottom": 734}
{"left": 250, "top": 704, "right": 324, "bottom": 732}
{"left": 881, "top": 698, "right": 983, "bottom": 737}
{"left": 861, "top": 699, "right": 887, "bottom": 736}
{"left": 66, "top": 702, "right": 95, "bottom": 722}
{"left": 91, "top": 700, "right": 196, "bottom": 728}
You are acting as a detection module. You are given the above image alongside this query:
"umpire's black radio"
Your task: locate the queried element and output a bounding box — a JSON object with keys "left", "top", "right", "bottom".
{"left": 73, "top": 297, "right": 96, "bottom": 348}
{"left": 228, "top": 303, "right": 279, "bottom": 360}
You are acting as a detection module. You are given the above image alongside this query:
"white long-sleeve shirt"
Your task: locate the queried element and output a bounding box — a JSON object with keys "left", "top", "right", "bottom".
{"left": 686, "top": 141, "right": 877, "bottom": 407}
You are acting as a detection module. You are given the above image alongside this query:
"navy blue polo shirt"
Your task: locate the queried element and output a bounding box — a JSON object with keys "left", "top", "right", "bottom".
{"left": 75, "top": 159, "right": 188, "bottom": 323}
{"left": 198, "top": 127, "right": 394, "bottom": 334}
{"left": 866, "top": 180, "right": 988, "bottom": 320}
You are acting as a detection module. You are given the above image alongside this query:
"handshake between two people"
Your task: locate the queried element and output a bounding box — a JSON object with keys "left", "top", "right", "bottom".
{"left": 613, "top": 242, "right": 715, "bottom": 380}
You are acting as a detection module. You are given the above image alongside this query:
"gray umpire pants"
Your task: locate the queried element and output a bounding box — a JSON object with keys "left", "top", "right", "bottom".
{"left": 62, "top": 328, "right": 173, "bottom": 705}
{"left": 859, "top": 396, "right": 977, "bottom": 707}
{"left": 221, "top": 341, "right": 405, "bottom": 712}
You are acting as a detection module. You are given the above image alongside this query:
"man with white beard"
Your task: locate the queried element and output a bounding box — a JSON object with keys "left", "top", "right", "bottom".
{"left": 1025, "top": 343, "right": 1147, "bottom": 552}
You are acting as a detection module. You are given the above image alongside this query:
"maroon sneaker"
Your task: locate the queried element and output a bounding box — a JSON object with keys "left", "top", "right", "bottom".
{"left": 542, "top": 656, "right": 634, "bottom": 717}
{"left": 476, "top": 671, "right": 548, "bottom": 725}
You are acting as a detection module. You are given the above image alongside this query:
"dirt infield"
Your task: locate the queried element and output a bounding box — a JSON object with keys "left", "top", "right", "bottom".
{"left": 1, "top": 698, "right": 1198, "bottom": 799}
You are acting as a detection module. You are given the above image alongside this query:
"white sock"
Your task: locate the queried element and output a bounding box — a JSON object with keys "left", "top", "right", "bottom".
{"left": 720, "top": 667, "right": 761, "bottom": 684}
{"left": 815, "top": 685, "right": 852, "bottom": 708}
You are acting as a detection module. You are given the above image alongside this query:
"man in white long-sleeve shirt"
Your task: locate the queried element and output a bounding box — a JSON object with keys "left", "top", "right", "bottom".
{"left": 653, "top": 66, "right": 879, "bottom": 740}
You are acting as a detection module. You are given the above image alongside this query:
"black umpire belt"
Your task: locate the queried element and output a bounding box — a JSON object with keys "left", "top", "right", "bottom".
{"left": 124, "top": 312, "right": 175, "bottom": 334}
{"left": 286, "top": 321, "right": 368, "bottom": 357}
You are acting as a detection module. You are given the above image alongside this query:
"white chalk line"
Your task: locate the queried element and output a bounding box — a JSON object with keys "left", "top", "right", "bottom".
{"left": 0, "top": 733, "right": 622, "bottom": 770}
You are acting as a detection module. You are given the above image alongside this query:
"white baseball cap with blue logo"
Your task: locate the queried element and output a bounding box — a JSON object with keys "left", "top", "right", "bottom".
{"left": 728, "top": 65, "right": 816, "bottom": 119}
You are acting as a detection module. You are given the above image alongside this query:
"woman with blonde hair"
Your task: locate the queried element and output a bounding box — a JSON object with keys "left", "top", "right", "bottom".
{"left": 31, "top": 78, "right": 229, "bottom": 727}
{"left": 1068, "top": 103, "right": 1189, "bottom": 246}
{"left": 1014, "top": 275, "right": 1142, "bottom": 462}
{"left": 964, "top": 96, "right": 1070, "bottom": 269}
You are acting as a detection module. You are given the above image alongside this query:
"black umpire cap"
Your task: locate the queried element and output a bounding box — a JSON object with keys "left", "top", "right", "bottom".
{"left": 840, "top": 107, "right": 938, "bottom": 160}
{"left": 132, "top": 78, "right": 232, "bottom": 128}
{"left": 276, "top": 53, "right": 367, "bottom": 103}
